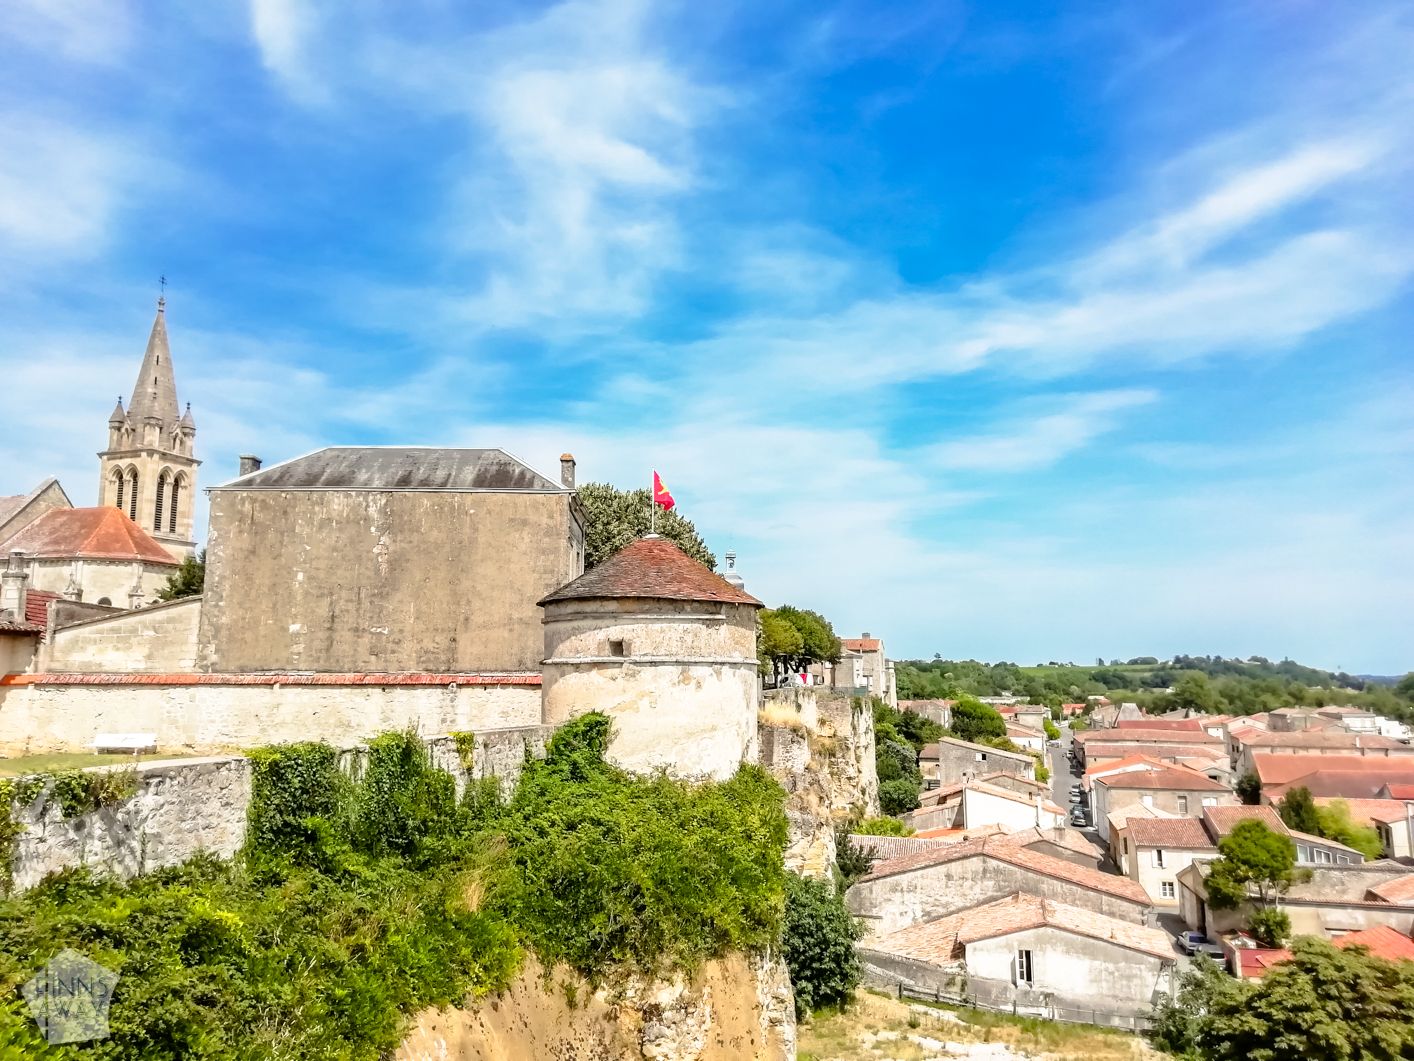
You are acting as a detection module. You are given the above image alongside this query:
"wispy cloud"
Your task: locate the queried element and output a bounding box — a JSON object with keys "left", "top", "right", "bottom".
{"left": 930, "top": 389, "right": 1158, "bottom": 473}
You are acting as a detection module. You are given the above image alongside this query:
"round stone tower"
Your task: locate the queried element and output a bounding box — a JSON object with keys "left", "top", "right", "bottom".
{"left": 537, "top": 535, "right": 763, "bottom": 780}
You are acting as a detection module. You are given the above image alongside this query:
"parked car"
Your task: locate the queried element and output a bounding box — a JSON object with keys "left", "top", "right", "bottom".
{"left": 1068, "top": 808, "right": 1087, "bottom": 827}
{"left": 1176, "top": 932, "right": 1225, "bottom": 959}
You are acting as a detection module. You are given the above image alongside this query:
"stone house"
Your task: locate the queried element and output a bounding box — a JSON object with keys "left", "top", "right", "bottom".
{"left": 858, "top": 892, "right": 1177, "bottom": 1023}
{"left": 539, "top": 534, "right": 762, "bottom": 781}
{"left": 837, "top": 634, "right": 896, "bottom": 707}
{"left": 1090, "top": 764, "right": 1235, "bottom": 829}
{"left": 1178, "top": 860, "right": 1414, "bottom": 941}
{"left": 899, "top": 699, "right": 952, "bottom": 729}
{"left": 1253, "top": 754, "right": 1414, "bottom": 803}
{"left": 199, "top": 446, "right": 584, "bottom": 674}
{"left": 0, "top": 479, "right": 72, "bottom": 544}
{"left": 846, "top": 833, "right": 1153, "bottom": 935}
{"left": 1230, "top": 730, "right": 1412, "bottom": 777}
{"left": 1005, "top": 722, "right": 1045, "bottom": 753}
{"left": 904, "top": 779, "right": 1066, "bottom": 835}
{"left": 919, "top": 736, "right": 1034, "bottom": 790}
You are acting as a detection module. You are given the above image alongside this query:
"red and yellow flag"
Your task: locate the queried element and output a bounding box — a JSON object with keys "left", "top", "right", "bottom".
{"left": 653, "top": 470, "right": 675, "bottom": 511}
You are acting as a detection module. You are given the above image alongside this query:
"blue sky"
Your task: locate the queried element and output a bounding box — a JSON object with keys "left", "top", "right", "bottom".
{"left": 2, "top": 1, "right": 1411, "bottom": 673}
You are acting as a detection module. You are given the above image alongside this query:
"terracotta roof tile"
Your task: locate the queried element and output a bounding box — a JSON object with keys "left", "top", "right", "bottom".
{"left": 865, "top": 892, "right": 1174, "bottom": 962}
{"left": 1382, "top": 784, "right": 1414, "bottom": 800}
{"left": 1368, "top": 876, "right": 1414, "bottom": 904}
{"left": 840, "top": 638, "right": 881, "bottom": 652}
{"left": 1314, "top": 798, "right": 1412, "bottom": 825}
{"left": 859, "top": 834, "right": 1151, "bottom": 906}
{"left": 1255, "top": 755, "right": 1414, "bottom": 798}
{"left": 0, "top": 672, "right": 541, "bottom": 687}
{"left": 1095, "top": 765, "right": 1229, "bottom": 792}
{"left": 0, "top": 507, "right": 176, "bottom": 566}
{"left": 1236, "top": 730, "right": 1403, "bottom": 751}
{"left": 1335, "top": 924, "right": 1414, "bottom": 960}
{"left": 24, "top": 589, "right": 58, "bottom": 627}
{"left": 1115, "top": 718, "right": 1209, "bottom": 732}
{"left": 1127, "top": 817, "right": 1213, "bottom": 848}
{"left": 1075, "top": 728, "right": 1220, "bottom": 745}
{"left": 1202, "top": 805, "right": 1288, "bottom": 837}
{"left": 538, "top": 536, "right": 761, "bottom": 607}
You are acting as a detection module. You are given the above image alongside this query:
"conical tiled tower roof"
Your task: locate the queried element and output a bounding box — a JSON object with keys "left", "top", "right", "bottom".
{"left": 538, "top": 535, "right": 762, "bottom": 607}
{"left": 126, "top": 299, "right": 179, "bottom": 429}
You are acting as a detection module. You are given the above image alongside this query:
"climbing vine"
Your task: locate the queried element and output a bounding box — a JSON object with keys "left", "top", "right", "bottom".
{"left": 49, "top": 767, "right": 139, "bottom": 819}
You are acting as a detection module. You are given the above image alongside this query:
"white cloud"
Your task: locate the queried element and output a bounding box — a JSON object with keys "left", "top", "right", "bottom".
{"left": 5, "top": 0, "right": 133, "bottom": 64}
{"left": 248, "top": 0, "right": 329, "bottom": 104}
{"left": 930, "top": 389, "right": 1158, "bottom": 473}
{"left": 0, "top": 115, "right": 140, "bottom": 258}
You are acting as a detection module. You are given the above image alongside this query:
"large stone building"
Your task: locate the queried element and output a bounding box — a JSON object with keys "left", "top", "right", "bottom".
{"left": 198, "top": 447, "right": 584, "bottom": 674}
{"left": 539, "top": 534, "right": 763, "bottom": 780}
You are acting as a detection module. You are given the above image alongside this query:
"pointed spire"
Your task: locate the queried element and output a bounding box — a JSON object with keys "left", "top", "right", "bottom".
{"left": 180, "top": 402, "right": 196, "bottom": 430}
{"left": 108, "top": 397, "right": 128, "bottom": 425}
{"left": 126, "top": 298, "right": 180, "bottom": 429}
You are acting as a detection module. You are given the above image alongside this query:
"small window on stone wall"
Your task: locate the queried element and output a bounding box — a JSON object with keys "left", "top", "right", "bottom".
{"left": 609, "top": 639, "right": 628, "bottom": 658}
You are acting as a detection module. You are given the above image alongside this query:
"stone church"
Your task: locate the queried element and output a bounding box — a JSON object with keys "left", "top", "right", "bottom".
{"left": 0, "top": 300, "right": 195, "bottom": 612}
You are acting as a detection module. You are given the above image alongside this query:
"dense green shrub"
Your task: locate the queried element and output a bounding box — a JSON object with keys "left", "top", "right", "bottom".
{"left": 781, "top": 872, "right": 862, "bottom": 1016}
{"left": 878, "top": 779, "right": 921, "bottom": 815}
{"left": 854, "top": 817, "right": 911, "bottom": 836}
{"left": 833, "top": 828, "right": 877, "bottom": 888}
{"left": 0, "top": 713, "right": 789, "bottom": 1058}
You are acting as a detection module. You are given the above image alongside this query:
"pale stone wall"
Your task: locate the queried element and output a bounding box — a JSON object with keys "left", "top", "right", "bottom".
{"left": 1130, "top": 843, "right": 1209, "bottom": 907}
{"left": 0, "top": 678, "right": 541, "bottom": 755}
{"left": 24, "top": 557, "right": 172, "bottom": 607}
{"left": 42, "top": 596, "right": 201, "bottom": 672}
{"left": 0, "top": 635, "right": 37, "bottom": 674}
{"left": 541, "top": 599, "right": 760, "bottom": 781}
{"left": 199, "top": 489, "right": 582, "bottom": 673}
{"left": 960, "top": 787, "right": 1064, "bottom": 831}
{"left": 962, "top": 928, "right": 1175, "bottom": 1018}
{"left": 5, "top": 727, "right": 548, "bottom": 894}
{"left": 848, "top": 856, "right": 1150, "bottom": 935}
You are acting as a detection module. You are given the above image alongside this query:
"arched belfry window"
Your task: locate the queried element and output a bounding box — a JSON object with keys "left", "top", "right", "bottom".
{"left": 114, "top": 471, "right": 126, "bottom": 512}
{"left": 154, "top": 472, "right": 168, "bottom": 533}
{"left": 169, "top": 475, "right": 183, "bottom": 534}
{"left": 127, "top": 470, "right": 139, "bottom": 522}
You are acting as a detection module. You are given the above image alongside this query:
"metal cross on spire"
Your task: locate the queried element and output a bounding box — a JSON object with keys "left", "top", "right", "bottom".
{"left": 159, "top": 275, "right": 167, "bottom": 309}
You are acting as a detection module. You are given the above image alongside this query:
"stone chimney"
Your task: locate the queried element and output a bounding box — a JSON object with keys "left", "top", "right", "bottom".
{"left": 239, "top": 455, "right": 263, "bottom": 476}
{"left": 560, "top": 453, "right": 576, "bottom": 489}
{"left": 0, "top": 551, "right": 29, "bottom": 621}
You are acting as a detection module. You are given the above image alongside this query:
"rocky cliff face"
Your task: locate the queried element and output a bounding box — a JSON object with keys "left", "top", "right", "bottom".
{"left": 396, "top": 951, "right": 795, "bottom": 1061}
{"left": 758, "top": 690, "right": 880, "bottom": 879}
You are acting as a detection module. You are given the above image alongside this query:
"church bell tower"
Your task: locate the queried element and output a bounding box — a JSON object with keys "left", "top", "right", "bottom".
{"left": 97, "top": 298, "right": 201, "bottom": 560}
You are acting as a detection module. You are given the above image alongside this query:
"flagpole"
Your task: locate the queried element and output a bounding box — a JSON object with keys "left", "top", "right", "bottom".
{"left": 650, "top": 470, "right": 657, "bottom": 535}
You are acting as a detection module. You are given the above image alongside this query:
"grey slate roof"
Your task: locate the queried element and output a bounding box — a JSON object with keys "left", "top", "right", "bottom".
{"left": 211, "top": 447, "right": 566, "bottom": 493}
{"left": 127, "top": 301, "right": 180, "bottom": 430}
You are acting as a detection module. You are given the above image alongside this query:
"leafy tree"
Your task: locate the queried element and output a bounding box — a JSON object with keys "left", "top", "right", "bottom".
{"left": 854, "top": 817, "right": 912, "bottom": 837}
{"left": 1042, "top": 717, "right": 1060, "bottom": 741}
{"left": 1170, "top": 671, "right": 1223, "bottom": 714}
{"left": 576, "top": 482, "right": 715, "bottom": 570}
{"left": 834, "top": 827, "right": 877, "bottom": 887}
{"left": 781, "top": 872, "right": 863, "bottom": 1016}
{"left": 1235, "top": 771, "right": 1262, "bottom": 805}
{"left": 878, "top": 779, "right": 921, "bottom": 816}
{"left": 1246, "top": 907, "right": 1291, "bottom": 948}
{"left": 156, "top": 548, "right": 205, "bottom": 600}
{"left": 1205, "top": 820, "right": 1301, "bottom": 918}
{"left": 1315, "top": 800, "right": 1385, "bottom": 860}
{"left": 875, "top": 739, "right": 920, "bottom": 785}
{"left": 1277, "top": 786, "right": 1322, "bottom": 835}
{"left": 1200, "top": 938, "right": 1414, "bottom": 1061}
{"left": 948, "top": 697, "right": 1007, "bottom": 743}
{"left": 1396, "top": 671, "right": 1414, "bottom": 701}
{"left": 759, "top": 605, "right": 842, "bottom": 681}
{"left": 1148, "top": 956, "right": 1244, "bottom": 1057}
{"left": 875, "top": 702, "right": 945, "bottom": 750}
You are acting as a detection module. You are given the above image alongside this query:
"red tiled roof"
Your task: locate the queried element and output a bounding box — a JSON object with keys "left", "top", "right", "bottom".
{"left": 1083, "top": 742, "right": 1225, "bottom": 762}
{"left": 0, "top": 507, "right": 177, "bottom": 566}
{"left": 1236, "top": 730, "right": 1403, "bottom": 751}
{"left": 1095, "top": 765, "right": 1229, "bottom": 792}
{"left": 840, "top": 637, "right": 882, "bottom": 652}
{"left": 25, "top": 589, "right": 58, "bottom": 627}
{"left": 1381, "top": 784, "right": 1414, "bottom": 800}
{"left": 1126, "top": 817, "right": 1213, "bottom": 849}
{"left": 1202, "top": 804, "right": 1288, "bottom": 838}
{"left": 1234, "top": 946, "right": 1293, "bottom": 978}
{"left": 0, "top": 672, "right": 541, "bottom": 687}
{"left": 1335, "top": 924, "right": 1414, "bottom": 961}
{"left": 860, "top": 833, "right": 1151, "bottom": 906}
{"left": 1085, "top": 753, "right": 1170, "bottom": 778}
{"left": 537, "top": 536, "right": 761, "bottom": 607}
{"left": 1368, "top": 876, "right": 1414, "bottom": 904}
{"left": 865, "top": 892, "right": 1174, "bottom": 962}
{"left": 1115, "top": 718, "right": 1208, "bottom": 732}
{"left": 1075, "top": 728, "right": 1220, "bottom": 745}
{"left": 1319, "top": 798, "right": 1414, "bottom": 825}
{"left": 1255, "top": 755, "right": 1414, "bottom": 798}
